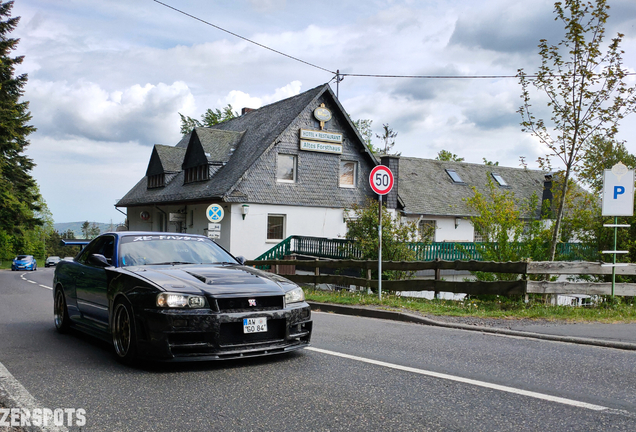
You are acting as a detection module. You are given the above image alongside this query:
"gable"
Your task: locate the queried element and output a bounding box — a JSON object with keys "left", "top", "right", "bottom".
{"left": 146, "top": 145, "right": 186, "bottom": 176}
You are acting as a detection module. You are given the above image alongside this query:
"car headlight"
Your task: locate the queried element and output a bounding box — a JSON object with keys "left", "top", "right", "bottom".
{"left": 156, "top": 293, "right": 206, "bottom": 308}
{"left": 285, "top": 287, "right": 305, "bottom": 305}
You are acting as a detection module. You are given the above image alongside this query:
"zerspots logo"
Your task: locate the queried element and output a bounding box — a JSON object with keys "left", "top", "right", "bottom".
{"left": 0, "top": 407, "right": 86, "bottom": 427}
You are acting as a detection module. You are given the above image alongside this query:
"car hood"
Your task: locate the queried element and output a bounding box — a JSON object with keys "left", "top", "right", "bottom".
{"left": 14, "top": 259, "right": 33, "bottom": 264}
{"left": 125, "top": 264, "right": 296, "bottom": 297}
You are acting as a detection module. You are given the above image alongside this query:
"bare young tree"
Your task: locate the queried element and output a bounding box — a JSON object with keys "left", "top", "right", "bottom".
{"left": 518, "top": 0, "right": 636, "bottom": 260}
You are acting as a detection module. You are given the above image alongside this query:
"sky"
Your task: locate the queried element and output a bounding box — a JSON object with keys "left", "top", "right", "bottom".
{"left": 10, "top": 0, "right": 636, "bottom": 224}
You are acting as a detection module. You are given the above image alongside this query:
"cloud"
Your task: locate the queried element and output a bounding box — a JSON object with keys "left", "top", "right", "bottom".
{"left": 449, "top": 0, "right": 560, "bottom": 54}
{"left": 27, "top": 80, "right": 193, "bottom": 145}
{"left": 27, "top": 136, "right": 150, "bottom": 223}
{"left": 221, "top": 80, "right": 303, "bottom": 110}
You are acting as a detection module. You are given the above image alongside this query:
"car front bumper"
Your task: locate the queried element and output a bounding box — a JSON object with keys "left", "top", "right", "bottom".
{"left": 136, "top": 303, "right": 312, "bottom": 361}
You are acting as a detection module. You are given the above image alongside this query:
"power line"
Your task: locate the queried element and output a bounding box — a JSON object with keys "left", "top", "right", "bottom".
{"left": 154, "top": 1, "right": 636, "bottom": 82}
{"left": 153, "top": 0, "right": 336, "bottom": 75}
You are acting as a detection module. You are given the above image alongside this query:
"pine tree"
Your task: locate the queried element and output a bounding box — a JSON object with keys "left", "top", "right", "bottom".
{"left": 0, "top": 1, "right": 40, "bottom": 237}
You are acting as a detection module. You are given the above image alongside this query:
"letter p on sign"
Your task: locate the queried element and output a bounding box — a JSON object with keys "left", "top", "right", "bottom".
{"left": 602, "top": 166, "right": 635, "bottom": 216}
{"left": 614, "top": 186, "right": 626, "bottom": 199}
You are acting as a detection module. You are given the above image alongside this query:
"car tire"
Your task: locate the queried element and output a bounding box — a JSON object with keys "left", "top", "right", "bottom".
{"left": 112, "top": 299, "right": 138, "bottom": 364}
{"left": 54, "top": 288, "right": 71, "bottom": 333}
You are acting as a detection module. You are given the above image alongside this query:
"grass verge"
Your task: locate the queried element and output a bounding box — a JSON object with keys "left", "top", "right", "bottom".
{"left": 304, "top": 288, "right": 636, "bottom": 323}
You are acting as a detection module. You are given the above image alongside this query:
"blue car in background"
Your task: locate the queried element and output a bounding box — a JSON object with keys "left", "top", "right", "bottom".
{"left": 12, "top": 255, "right": 37, "bottom": 271}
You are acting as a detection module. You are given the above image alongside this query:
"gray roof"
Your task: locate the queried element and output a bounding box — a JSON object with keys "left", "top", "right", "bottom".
{"left": 118, "top": 83, "right": 329, "bottom": 207}
{"left": 196, "top": 128, "right": 245, "bottom": 164}
{"left": 398, "top": 158, "right": 548, "bottom": 217}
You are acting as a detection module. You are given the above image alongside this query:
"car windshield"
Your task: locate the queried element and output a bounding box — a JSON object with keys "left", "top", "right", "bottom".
{"left": 16, "top": 255, "right": 29, "bottom": 260}
{"left": 119, "top": 235, "right": 237, "bottom": 267}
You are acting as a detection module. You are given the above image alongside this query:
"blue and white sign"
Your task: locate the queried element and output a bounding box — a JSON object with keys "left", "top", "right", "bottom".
{"left": 206, "top": 204, "right": 224, "bottom": 222}
{"left": 602, "top": 163, "right": 635, "bottom": 216}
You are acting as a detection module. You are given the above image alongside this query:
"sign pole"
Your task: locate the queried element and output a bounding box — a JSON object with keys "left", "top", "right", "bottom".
{"left": 368, "top": 165, "right": 394, "bottom": 302}
{"left": 378, "top": 194, "right": 382, "bottom": 301}
{"left": 613, "top": 216, "right": 617, "bottom": 298}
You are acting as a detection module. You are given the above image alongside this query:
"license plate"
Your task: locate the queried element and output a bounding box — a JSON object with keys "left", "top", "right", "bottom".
{"left": 243, "top": 317, "right": 267, "bottom": 334}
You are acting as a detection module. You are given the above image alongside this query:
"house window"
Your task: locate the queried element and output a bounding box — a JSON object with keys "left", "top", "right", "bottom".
{"left": 445, "top": 169, "right": 464, "bottom": 184}
{"left": 185, "top": 164, "right": 209, "bottom": 184}
{"left": 418, "top": 220, "right": 436, "bottom": 242}
{"left": 277, "top": 154, "right": 296, "bottom": 183}
{"left": 339, "top": 161, "right": 357, "bottom": 187}
{"left": 267, "top": 215, "right": 286, "bottom": 240}
{"left": 491, "top": 172, "right": 508, "bottom": 186}
{"left": 148, "top": 173, "right": 165, "bottom": 189}
{"left": 473, "top": 231, "right": 485, "bottom": 242}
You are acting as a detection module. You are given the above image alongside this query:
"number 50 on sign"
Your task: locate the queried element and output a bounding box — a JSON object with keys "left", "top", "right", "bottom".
{"left": 369, "top": 165, "right": 394, "bottom": 195}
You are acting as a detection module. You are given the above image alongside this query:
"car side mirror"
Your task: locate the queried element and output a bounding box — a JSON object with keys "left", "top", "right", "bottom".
{"left": 235, "top": 256, "right": 246, "bottom": 265}
{"left": 89, "top": 254, "right": 111, "bottom": 267}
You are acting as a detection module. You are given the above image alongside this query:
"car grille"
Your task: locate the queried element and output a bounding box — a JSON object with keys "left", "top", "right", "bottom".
{"left": 215, "top": 295, "right": 284, "bottom": 312}
{"left": 219, "top": 319, "right": 286, "bottom": 346}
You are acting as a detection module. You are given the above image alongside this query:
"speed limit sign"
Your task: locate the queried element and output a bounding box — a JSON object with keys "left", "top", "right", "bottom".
{"left": 369, "top": 165, "right": 394, "bottom": 195}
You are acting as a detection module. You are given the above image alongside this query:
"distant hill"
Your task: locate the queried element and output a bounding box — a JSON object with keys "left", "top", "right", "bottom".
{"left": 54, "top": 221, "right": 123, "bottom": 239}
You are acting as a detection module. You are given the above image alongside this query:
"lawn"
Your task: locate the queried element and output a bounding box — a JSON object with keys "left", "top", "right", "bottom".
{"left": 304, "top": 288, "right": 636, "bottom": 323}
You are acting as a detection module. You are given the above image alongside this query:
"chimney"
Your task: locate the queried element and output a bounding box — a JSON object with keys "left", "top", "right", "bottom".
{"left": 380, "top": 155, "right": 399, "bottom": 210}
{"left": 241, "top": 107, "right": 255, "bottom": 115}
{"left": 542, "top": 174, "right": 553, "bottom": 217}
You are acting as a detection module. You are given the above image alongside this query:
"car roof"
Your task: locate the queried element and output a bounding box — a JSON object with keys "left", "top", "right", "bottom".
{"left": 100, "top": 231, "right": 208, "bottom": 239}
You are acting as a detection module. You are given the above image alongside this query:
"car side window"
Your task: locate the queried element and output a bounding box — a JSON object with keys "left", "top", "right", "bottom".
{"left": 77, "top": 236, "right": 115, "bottom": 265}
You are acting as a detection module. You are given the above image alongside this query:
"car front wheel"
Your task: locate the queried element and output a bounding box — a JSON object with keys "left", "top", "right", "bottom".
{"left": 54, "top": 288, "right": 70, "bottom": 333}
{"left": 112, "top": 300, "right": 137, "bottom": 363}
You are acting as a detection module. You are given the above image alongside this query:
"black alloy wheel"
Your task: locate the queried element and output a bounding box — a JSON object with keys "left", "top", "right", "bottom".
{"left": 54, "top": 289, "right": 70, "bottom": 333}
{"left": 112, "top": 300, "right": 137, "bottom": 363}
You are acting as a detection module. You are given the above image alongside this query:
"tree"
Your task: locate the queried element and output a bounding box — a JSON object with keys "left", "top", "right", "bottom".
{"left": 345, "top": 198, "right": 421, "bottom": 280}
{"left": 352, "top": 118, "right": 383, "bottom": 154}
{"left": 81, "top": 221, "right": 100, "bottom": 239}
{"left": 577, "top": 137, "right": 636, "bottom": 193}
{"left": 435, "top": 150, "right": 464, "bottom": 162}
{"left": 464, "top": 178, "right": 549, "bottom": 281}
{"left": 179, "top": 104, "right": 238, "bottom": 134}
{"left": 375, "top": 123, "right": 399, "bottom": 155}
{"left": 0, "top": 1, "right": 41, "bottom": 240}
{"left": 518, "top": 0, "right": 636, "bottom": 260}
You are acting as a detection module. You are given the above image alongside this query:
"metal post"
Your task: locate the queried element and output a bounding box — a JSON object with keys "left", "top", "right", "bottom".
{"left": 378, "top": 194, "right": 382, "bottom": 301}
{"left": 612, "top": 216, "right": 617, "bottom": 299}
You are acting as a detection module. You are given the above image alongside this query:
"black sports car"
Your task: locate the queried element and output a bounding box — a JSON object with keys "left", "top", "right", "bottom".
{"left": 53, "top": 232, "right": 312, "bottom": 362}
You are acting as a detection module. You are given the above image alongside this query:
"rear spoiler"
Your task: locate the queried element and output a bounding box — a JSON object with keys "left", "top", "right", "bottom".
{"left": 60, "top": 239, "right": 91, "bottom": 249}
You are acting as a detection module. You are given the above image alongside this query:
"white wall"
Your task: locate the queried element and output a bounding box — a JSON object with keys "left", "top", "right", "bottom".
{"left": 404, "top": 215, "right": 475, "bottom": 242}
{"left": 229, "top": 203, "right": 348, "bottom": 259}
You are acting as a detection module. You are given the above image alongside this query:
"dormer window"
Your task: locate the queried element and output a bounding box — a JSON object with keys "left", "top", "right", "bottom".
{"left": 185, "top": 164, "right": 209, "bottom": 184}
{"left": 148, "top": 173, "right": 165, "bottom": 189}
{"left": 491, "top": 173, "right": 508, "bottom": 186}
{"left": 445, "top": 169, "right": 464, "bottom": 184}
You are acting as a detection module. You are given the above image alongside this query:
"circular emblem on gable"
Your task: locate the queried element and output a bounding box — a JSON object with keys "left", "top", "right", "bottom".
{"left": 140, "top": 211, "right": 151, "bottom": 221}
{"left": 314, "top": 106, "right": 332, "bottom": 122}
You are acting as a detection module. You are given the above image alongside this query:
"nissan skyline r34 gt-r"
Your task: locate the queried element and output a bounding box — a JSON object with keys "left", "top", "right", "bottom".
{"left": 53, "top": 232, "right": 312, "bottom": 363}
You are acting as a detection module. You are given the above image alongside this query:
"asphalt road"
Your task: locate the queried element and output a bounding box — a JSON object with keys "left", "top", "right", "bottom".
{"left": 2, "top": 268, "right": 636, "bottom": 431}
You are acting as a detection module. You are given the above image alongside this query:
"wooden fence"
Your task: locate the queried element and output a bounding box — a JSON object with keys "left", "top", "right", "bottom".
{"left": 244, "top": 259, "right": 636, "bottom": 297}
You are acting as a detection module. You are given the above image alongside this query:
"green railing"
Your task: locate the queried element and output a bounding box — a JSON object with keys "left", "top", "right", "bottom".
{"left": 254, "top": 236, "right": 598, "bottom": 262}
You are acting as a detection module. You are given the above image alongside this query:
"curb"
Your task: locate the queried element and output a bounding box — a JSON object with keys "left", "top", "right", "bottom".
{"left": 308, "top": 301, "right": 636, "bottom": 351}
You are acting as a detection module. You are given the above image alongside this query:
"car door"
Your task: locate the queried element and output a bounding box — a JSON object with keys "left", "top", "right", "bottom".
{"left": 75, "top": 235, "right": 115, "bottom": 326}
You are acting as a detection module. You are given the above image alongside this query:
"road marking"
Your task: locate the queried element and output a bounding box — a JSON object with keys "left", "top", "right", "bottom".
{"left": 307, "top": 347, "right": 611, "bottom": 412}
{"left": 27, "top": 280, "right": 36, "bottom": 284}
{"left": 39, "top": 284, "right": 52, "bottom": 290}
{"left": 0, "top": 361, "right": 69, "bottom": 432}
